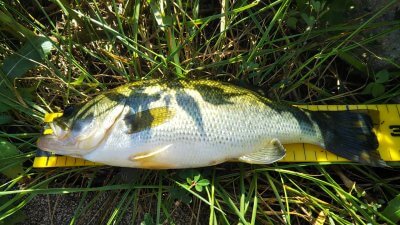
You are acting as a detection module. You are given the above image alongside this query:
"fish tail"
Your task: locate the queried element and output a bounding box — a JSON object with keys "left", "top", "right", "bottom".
{"left": 311, "top": 110, "right": 387, "bottom": 167}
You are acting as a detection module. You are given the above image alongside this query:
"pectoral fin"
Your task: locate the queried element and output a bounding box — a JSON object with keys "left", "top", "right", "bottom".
{"left": 130, "top": 144, "right": 172, "bottom": 160}
{"left": 129, "top": 144, "right": 174, "bottom": 169}
{"left": 239, "top": 139, "right": 286, "bottom": 164}
{"left": 125, "top": 107, "right": 175, "bottom": 134}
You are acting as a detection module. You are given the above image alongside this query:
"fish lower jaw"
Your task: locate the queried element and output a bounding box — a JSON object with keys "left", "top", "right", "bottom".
{"left": 37, "top": 137, "right": 86, "bottom": 158}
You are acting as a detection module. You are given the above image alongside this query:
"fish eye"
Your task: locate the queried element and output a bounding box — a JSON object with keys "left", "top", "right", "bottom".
{"left": 52, "top": 105, "right": 78, "bottom": 130}
{"left": 63, "top": 105, "right": 76, "bottom": 118}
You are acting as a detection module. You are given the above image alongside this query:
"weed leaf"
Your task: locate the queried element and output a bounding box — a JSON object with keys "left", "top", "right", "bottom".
{"left": 287, "top": 17, "right": 298, "bottom": 29}
{"left": 1, "top": 36, "right": 53, "bottom": 79}
{"left": 375, "top": 69, "right": 390, "bottom": 83}
{"left": 338, "top": 51, "right": 367, "bottom": 74}
{"left": 0, "top": 200, "right": 27, "bottom": 225}
{"left": 0, "top": 103, "right": 12, "bottom": 113}
{"left": 312, "top": 0, "right": 322, "bottom": 12}
{"left": 194, "top": 184, "right": 203, "bottom": 192}
{"left": 141, "top": 213, "right": 155, "bottom": 225}
{"left": 382, "top": 195, "right": 400, "bottom": 223}
{"left": 170, "top": 187, "right": 192, "bottom": 204}
{"left": 197, "top": 179, "right": 210, "bottom": 186}
{"left": 0, "top": 138, "right": 24, "bottom": 179}
{"left": 371, "top": 83, "right": 385, "bottom": 97}
{"left": 0, "top": 113, "right": 13, "bottom": 125}
{"left": 147, "top": 0, "right": 165, "bottom": 30}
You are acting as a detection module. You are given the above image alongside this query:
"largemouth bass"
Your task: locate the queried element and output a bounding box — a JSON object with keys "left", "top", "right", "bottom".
{"left": 37, "top": 79, "right": 387, "bottom": 168}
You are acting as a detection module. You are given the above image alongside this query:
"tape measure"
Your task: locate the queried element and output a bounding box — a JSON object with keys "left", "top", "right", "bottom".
{"left": 33, "top": 104, "right": 400, "bottom": 168}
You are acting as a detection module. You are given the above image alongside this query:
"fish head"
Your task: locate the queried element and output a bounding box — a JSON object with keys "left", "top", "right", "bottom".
{"left": 38, "top": 94, "right": 126, "bottom": 157}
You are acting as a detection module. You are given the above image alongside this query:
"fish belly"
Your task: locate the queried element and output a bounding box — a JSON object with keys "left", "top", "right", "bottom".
{"left": 84, "top": 140, "right": 260, "bottom": 168}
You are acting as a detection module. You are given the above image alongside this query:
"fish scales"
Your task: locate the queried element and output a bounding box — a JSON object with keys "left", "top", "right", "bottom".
{"left": 37, "top": 79, "right": 387, "bottom": 168}
{"left": 100, "top": 80, "right": 320, "bottom": 167}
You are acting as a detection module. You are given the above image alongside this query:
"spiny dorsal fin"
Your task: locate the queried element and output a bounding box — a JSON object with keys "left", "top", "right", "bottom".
{"left": 124, "top": 107, "right": 175, "bottom": 134}
{"left": 239, "top": 139, "right": 286, "bottom": 164}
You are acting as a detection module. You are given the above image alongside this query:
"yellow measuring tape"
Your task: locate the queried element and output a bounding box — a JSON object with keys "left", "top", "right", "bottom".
{"left": 33, "top": 104, "right": 400, "bottom": 168}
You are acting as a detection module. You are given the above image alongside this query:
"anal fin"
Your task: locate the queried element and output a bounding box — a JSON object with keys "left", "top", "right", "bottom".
{"left": 239, "top": 139, "right": 286, "bottom": 164}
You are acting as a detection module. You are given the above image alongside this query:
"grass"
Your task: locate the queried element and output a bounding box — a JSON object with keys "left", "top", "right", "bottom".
{"left": 1, "top": 0, "right": 400, "bottom": 224}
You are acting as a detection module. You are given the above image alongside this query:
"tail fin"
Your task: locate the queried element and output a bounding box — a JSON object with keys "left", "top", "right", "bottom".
{"left": 310, "top": 111, "right": 387, "bottom": 167}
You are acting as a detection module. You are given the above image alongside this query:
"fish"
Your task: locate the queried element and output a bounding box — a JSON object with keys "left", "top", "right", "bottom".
{"left": 37, "top": 79, "right": 387, "bottom": 169}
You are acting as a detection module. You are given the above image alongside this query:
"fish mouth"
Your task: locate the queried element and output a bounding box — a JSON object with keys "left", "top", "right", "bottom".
{"left": 37, "top": 126, "right": 106, "bottom": 157}
{"left": 37, "top": 134, "right": 83, "bottom": 157}
{"left": 37, "top": 135, "right": 52, "bottom": 152}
